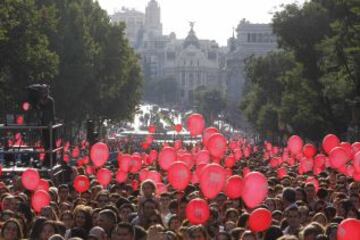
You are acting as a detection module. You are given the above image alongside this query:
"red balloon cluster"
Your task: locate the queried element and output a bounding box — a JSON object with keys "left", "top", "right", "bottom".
{"left": 186, "top": 198, "right": 210, "bottom": 224}
{"left": 323, "top": 134, "right": 340, "bottom": 154}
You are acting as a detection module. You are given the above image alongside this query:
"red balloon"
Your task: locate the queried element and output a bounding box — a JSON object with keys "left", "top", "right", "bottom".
{"left": 96, "top": 168, "right": 112, "bottom": 187}
{"left": 37, "top": 179, "right": 49, "bottom": 191}
{"left": 242, "top": 172, "right": 268, "bottom": 208}
{"left": 72, "top": 147, "right": 80, "bottom": 158}
{"left": 303, "top": 144, "right": 317, "bottom": 158}
{"left": 207, "top": 133, "right": 227, "bottom": 159}
{"left": 174, "top": 140, "right": 182, "bottom": 150}
{"left": 90, "top": 142, "right": 109, "bottom": 167}
{"left": 352, "top": 142, "right": 360, "bottom": 155}
{"left": 139, "top": 169, "right": 149, "bottom": 182}
{"left": 118, "top": 154, "right": 131, "bottom": 172}
{"left": 180, "top": 152, "right": 194, "bottom": 169}
{"left": 16, "top": 115, "right": 24, "bottom": 125}
{"left": 156, "top": 182, "right": 167, "bottom": 195}
{"left": 277, "top": 167, "right": 287, "bottom": 179}
{"left": 187, "top": 113, "right": 205, "bottom": 136}
{"left": 195, "top": 150, "right": 210, "bottom": 165}
{"left": 148, "top": 150, "right": 158, "bottom": 164}
{"left": 148, "top": 125, "right": 156, "bottom": 133}
{"left": 314, "top": 154, "right": 326, "bottom": 168}
{"left": 199, "top": 164, "right": 226, "bottom": 199}
{"left": 224, "top": 175, "right": 243, "bottom": 199}
{"left": 202, "top": 127, "right": 219, "bottom": 146}
{"left": 248, "top": 208, "right": 272, "bottom": 232}
{"left": 115, "top": 170, "right": 128, "bottom": 183}
{"left": 22, "top": 168, "right": 40, "bottom": 190}
{"left": 329, "top": 147, "right": 349, "bottom": 169}
{"left": 32, "top": 190, "right": 50, "bottom": 212}
{"left": 73, "top": 175, "right": 90, "bottom": 193}
{"left": 225, "top": 155, "right": 236, "bottom": 168}
{"left": 158, "top": 147, "right": 177, "bottom": 170}
{"left": 129, "top": 153, "right": 142, "bottom": 173}
{"left": 145, "top": 170, "right": 161, "bottom": 183}
{"left": 353, "top": 152, "right": 360, "bottom": 173}
{"left": 175, "top": 124, "right": 182, "bottom": 133}
{"left": 22, "top": 102, "right": 30, "bottom": 111}
{"left": 337, "top": 218, "right": 360, "bottom": 240}
{"left": 287, "top": 135, "right": 304, "bottom": 155}
{"left": 186, "top": 198, "right": 210, "bottom": 224}
{"left": 340, "top": 142, "right": 352, "bottom": 158}
{"left": 233, "top": 148, "right": 243, "bottom": 161}
{"left": 168, "top": 162, "right": 191, "bottom": 191}
{"left": 322, "top": 134, "right": 340, "bottom": 154}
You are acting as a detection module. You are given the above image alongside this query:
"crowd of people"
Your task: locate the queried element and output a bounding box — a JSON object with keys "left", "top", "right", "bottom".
{"left": 0, "top": 135, "right": 359, "bottom": 240}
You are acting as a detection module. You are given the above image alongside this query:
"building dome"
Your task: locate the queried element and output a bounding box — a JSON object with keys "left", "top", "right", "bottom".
{"left": 183, "top": 22, "right": 200, "bottom": 49}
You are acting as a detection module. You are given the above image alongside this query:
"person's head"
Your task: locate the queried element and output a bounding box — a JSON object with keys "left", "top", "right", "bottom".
{"left": 225, "top": 208, "right": 239, "bottom": 223}
{"left": 111, "top": 222, "right": 135, "bottom": 240}
{"left": 264, "top": 225, "right": 283, "bottom": 240}
{"left": 58, "top": 184, "right": 69, "bottom": 201}
{"left": 305, "top": 183, "right": 316, "bottom": 200}
{"left": 298, "top": 206, "right": 310, "bottom": 225}
{"left": 272, "top": 210, "right": 283, "bottom": 223}
{"left": 1, "top": 218, "right": 24, "bottom": 240}
{"left": 147, "top": 224, "right": 165, "bottom": 240}
{"left": 1, "top": 195, "right": 16, "bottom": 212}
{"left": 40, "top": 206, "right": 58, "bottom": 220}
{"left": 88, "top": 226, "right": 107, "bottom": 240}
{"left": 285, "top": 206, "right": 301, "bottom": 228}
{"left": 141, "top": 198, "right": 159, "bottom": 218}
{"left": 282, "top": 188, "right": 296, "bottom": 207}
{"left": 69, "top": 227, "right": 87, "bottom": 239}
{"left": 39, "top": 220, "right": 58, "bottom": 240}
{"left": 119, "top": 204, "right": 134, "bottom": 223}
{"left": 48, "top": 234, "right": 65, "bottom": 240}
{"left": 97, "top": 209, "right": 117, "bottom": 234}
{"left": 265, "top": 198, "right": 277, "bottom": 211}
{"left": 312, "top": 213, "right": 327, "bottom": 227}
{"left": 224, "top": 221, "right": 236, "bottom": 233}
{"left": 187, "top": 225, "right": 208, "bottom": 240}
{"left": 215, "top": 231, "right": 231, "bottom": 240}
{"left": 240, "top": 230, "right": 256, "bottom": 240}
{"left": 140, "top": 180, "right": 157, "bottom": 198}
{"left": 96, "top": 190, "right": 110, "bottom": 208}
{"left": 237, "top": 213, "right": 249, "bottom": 228}
{"left": 167, "top": 214, "right": 180, "bottom": 231}
{"left": 325, "top": 223, "right": 338, "bottom": 240}
{"left": 168, "top": 199, "right": 178, "bottom": 214}
{"left": 146, "top": 211, "right": 163, "bottom": 229}
{"left": 300, "top": 222, "right": 324, "bottom": 240}
{"left": 60, "top": 210, "right": 74, "bottom": 229}
{"left": 159, "top": 192, "right": 171, "bottom": 209}
{"left": 74, "top": 205, "right": 93, "bottom": 231}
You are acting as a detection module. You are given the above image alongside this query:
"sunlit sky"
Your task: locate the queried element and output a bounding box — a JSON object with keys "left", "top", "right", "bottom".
{"left": 97, "top": 0, "right": 305, "bottom": 46}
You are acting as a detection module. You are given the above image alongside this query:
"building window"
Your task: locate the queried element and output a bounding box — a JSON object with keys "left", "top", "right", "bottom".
{"left": 247, "top": 33, "right": 251, "bottom": 42}
{"left": 251, "top": 33, "right": 256, "bottom": 42}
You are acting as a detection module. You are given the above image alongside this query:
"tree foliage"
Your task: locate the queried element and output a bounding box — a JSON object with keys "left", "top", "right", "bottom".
{"left": 194, "top": 87, "right": 226, "bottom": 124}
{"left": 241, "top": 0, "right": 360, "bottom": 141}
{"left": 0, "top": 0, "right": 143, "bottom": 127}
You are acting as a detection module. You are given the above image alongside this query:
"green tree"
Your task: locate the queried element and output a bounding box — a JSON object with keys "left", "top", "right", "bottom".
{"left": 194, "top": 87, "right": 226, "bottom": 124}
{"left": 0, "top": 0, "right": 58, "bottom": 116}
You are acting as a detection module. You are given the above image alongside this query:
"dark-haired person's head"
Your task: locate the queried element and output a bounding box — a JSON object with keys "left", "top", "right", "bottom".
{"left": 97, "top": 209, "right": 117, "bottom": 236}
{"left": 264, "top": 225, "right": 283, "bottom": 240}
{"left": 282, "top": 187, "right": 296, "bottom": 207}
{"left": 111, "top": 222, "right": 135, "bottom": 240}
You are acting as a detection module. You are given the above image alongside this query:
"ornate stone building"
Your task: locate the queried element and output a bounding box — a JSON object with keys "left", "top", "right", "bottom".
{"left": 225, "top": 19, "right": 277, "bottom": 104}
{"left": 110, "top": 2, "right": 276, "bottom": 107}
